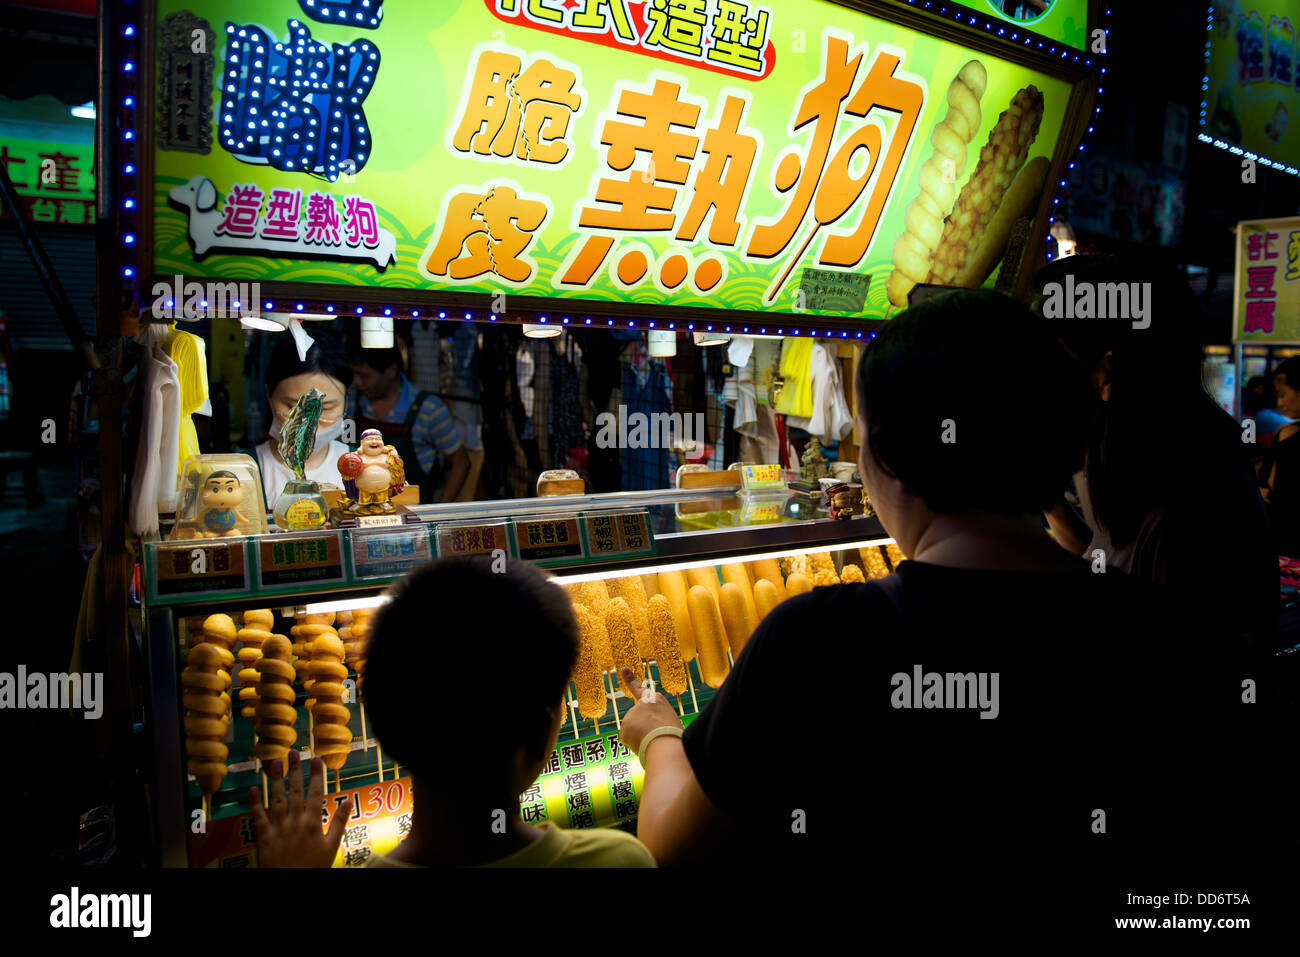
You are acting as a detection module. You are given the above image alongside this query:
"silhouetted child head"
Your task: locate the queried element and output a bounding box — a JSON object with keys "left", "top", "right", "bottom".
{"left": 363, "top": 557, "right": 578, "bottom": 803}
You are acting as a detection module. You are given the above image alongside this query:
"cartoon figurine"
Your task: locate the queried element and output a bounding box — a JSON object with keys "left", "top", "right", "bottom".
{"left": 337, "top": 428, "right": 406, "bottom": 515}
{"left": 196, "top": 470, "right": 249, "bottom": 537}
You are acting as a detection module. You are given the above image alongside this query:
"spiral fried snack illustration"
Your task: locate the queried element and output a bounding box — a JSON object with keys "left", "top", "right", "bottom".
{"left": 308, "top": 632, "right": 352, "bottom": 769}
{"left": 926, "top": 85, "right": 1044, "bottom": 286}
{"left": 572, "top": 604, "right": 608, "bottom": 718}
{"left": 886, "top": 60, "right": 988, "bottom": 307}
{"left": 253, "top": 635, "right": 297, "bottom": 769}
{"left": 236, "top": 609, "right": 274, "bottom": 719}
{"left": 604, "top": 597, "right": 642, "bottom": 698}
{"left": 182, "top": 643, "right": 231, "bottom": 794}
{"left": 647, "top": 595, "right": 687, "bottom": 696}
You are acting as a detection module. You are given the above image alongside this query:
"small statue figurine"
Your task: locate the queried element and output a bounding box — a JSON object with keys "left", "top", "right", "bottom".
{"left": 272, "top": 388, "right": 330, "bottom": 530}
{"left": 800, "top": 437, "right": 830, "bottom": 482}
{"left": 196, "top": 470, "right": 249, "bottom": 537}
{"left": 337, "top": 428, "right": 406, "bottom": 516}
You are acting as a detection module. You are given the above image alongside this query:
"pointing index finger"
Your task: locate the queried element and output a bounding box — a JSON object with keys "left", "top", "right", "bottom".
{"left": 619, "top": 666, "right": 643, "bottom": 701}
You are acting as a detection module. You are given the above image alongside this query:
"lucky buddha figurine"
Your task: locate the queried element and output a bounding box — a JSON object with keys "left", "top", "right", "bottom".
{"left": 337, "top": 428, "right": 406, "bottom": 517}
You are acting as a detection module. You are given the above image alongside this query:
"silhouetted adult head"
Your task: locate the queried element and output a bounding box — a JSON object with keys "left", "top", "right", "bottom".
{"left": 855, "top": 288, "right": 1091, "bottom": 554}
{"left": 1031, "top": 255, "right": 1236, "bottom": 546}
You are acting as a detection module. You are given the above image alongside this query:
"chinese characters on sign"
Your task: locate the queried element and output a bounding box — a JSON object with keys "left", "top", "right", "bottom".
{"left": 0, "top": 142, "right": 94, "bottom": 224}
{"left": 1244, "top": 228, "right": 1280, "bottom": 333}
{"left": 436, "top": 521, "right": 508, "bottom": 557}
{"left": 488, "top": 0, "right": 774, "bottom": 79}
{"left": 257, "top": 534, "right": 344, "bottom": 587}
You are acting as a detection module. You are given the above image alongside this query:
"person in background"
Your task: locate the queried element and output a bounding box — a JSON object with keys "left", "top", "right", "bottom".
{"left": 252, "top": 334, "right": 352, "bottom": 506}
{"left": 347, "top": 342, "right": 469, "bottom": 503}
{"left": 1243, "top": 375, "right": 1290, "bottom": 447}
{"left": 1032, "top": 255, "right": 1278, "bottom": 660}
{"left": 1261, "top": 357, "right": 1300, "bottom": 557}
{"left": 250, "top": 558, "right": 656, "bottom": 867}
{"left": 618, "top": 290, "right": 1270, "bottom": 894}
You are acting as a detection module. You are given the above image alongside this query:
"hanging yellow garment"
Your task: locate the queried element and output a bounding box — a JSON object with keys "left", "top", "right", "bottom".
{"left": 168, "top": 330, "right": 209, "bottom": 479}
{"left": 774, "top": 338, "right": 815, "bottom": 418}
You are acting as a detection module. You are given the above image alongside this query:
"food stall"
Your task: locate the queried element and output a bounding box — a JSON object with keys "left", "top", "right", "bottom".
{"left": 114, "top": 0, "right": 1105, "bottom": 865}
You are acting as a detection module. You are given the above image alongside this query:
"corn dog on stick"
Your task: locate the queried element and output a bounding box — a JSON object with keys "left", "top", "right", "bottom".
{"left": 885, "top": 542, "right": 906, "bottom": 568}
{"left": 253, "top": 635, "right": 297, "bottom": 773}
{"left": 886, "top": 59, "right": 987, "bottom": 307}
{"left": 572, "top": 605, "right": 608, "bottom": 718}
{"left": 572, "top": 600, "right": 615, "bottom": 674}
{"left": 656, "top": 570, "right": 698, "bottom": 661}
{"left": 603, "top": 598, "right": 642, "bottom": 699}
{"left": 718, "top": 581, "right": 756, "bottom": 658}
{"left": 687, "top": 586, "right": 730, "bottom": 688}
{"left": 236, "top": 609, "right": 274, "bottom": 720}
{"left": 808, "top": 552, "right": 840, "bottom": 586}
{"left": 840, "top": 563, "right": 866, "bottom": 584}
{"left": 719, "top": 563, "right": 759, "bottom": 626}
{"left": 578, "top": 580, "right": 610, "bottom": 619}
{"left": 686, "top": 566, "right": 720, "bottom": 598}
{"left": 746, "top": 559, "right": 787, "bottom": 601}
{"left": 308, "top": 632, "right": 351, "bottom": 771}
{"left": 182, "top": 643, "right": 231, "bottom": 795}
{"left": 927, "top": 85, "right": 1044, "bottom": 286}
{"left": 785, "top": 572, "right": 813, "bottom": 596}
{"left": 753, "top": 578, "right": 783, "bottom": 621}
{"left": 780, "top": 553, "right": 809, "bottom": 578}
{"left": 641, "top": 574, "right": 660, "bottom": 598}
{"left": 610, "top": 576, "right": 654, "bottom": 659}
{"left": 647, "top": 595, "right": 687, "bottom": 696}
{"left": 860, "top": 546, "right": 891, "bottom": 579}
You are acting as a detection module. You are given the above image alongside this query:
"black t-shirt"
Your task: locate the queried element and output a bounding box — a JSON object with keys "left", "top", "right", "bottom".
{"left": 682, "top": 561, "right": 1285, "bottom": 877}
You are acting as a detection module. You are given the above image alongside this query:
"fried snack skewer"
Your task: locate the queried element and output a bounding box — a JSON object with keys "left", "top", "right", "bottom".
{"left": 253, "top": 635, "right": 297, "bottom": 779}
{"left": 840, "top": 563, "right": 866, "bottom": 584}
{"left": 309, "top": 632, "right": 352, "bottom": 778}
{"left": 610, "top": 576, "right": 654, "bottom": 659}
{"left": 182, "top": 643, "right": 231, "bottom": 798}
{"left": 785, "top": 572, "right": 813, "bottom": 596}
{"left": 753, "top": 578, "right": 784, "bottom": 620}
{"left": 656, "top": 571, "right": 698, "bottom": 661}
{"left": 886, "top": 59, "right": 988, "bottom": 307}
{"left": 572, "top": 605, "right": 608, "bottom": 718}
{"left": 604, "top": 598, "right": 642, "bottom": 699}
{"left": 236, "top": 609, "right": 274, "bottom": 721}
{"left": 647, "top": 594, "right": 687, "bottom": 696}
{"left": 687, "top": 585, "right": 731, "bottom": 689}
{"left": 926, "top": 85, "right": 1045, "bottom": 286}
{"left": 718, "top": 581, "right": 756, "bottom": 658}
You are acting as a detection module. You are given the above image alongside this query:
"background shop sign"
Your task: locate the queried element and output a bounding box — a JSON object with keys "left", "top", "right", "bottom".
{"left": 1201, "top": 2, "right": 1300, "bottom": 176}
{"left": 0, "top": 136, "right": 94, "bottom": 224}
{"left": 1234, "top": 216, "right": 1300, "bottom": 343}
{"left": 152, "top": 0, "right": 1073, "bottom": 319}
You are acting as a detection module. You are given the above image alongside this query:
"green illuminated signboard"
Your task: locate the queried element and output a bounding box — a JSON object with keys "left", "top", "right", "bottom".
{"left": 1200, "top": 3, "right": 1300, "bottom": 176}
{"left": 151, "top": 0, "right": 1077, "bottom": 318}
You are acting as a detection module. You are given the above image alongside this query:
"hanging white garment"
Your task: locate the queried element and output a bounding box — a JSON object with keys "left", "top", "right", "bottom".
{"left": 802, "top": 342, "right": 854, "bottom": 444}
{"left": 128, "top": 338, "right": 181, "bottom": 535}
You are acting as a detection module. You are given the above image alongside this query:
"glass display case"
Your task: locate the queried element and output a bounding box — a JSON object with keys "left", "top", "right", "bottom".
{"left": 142, "top": 486, "right": 899, "bottom": 866}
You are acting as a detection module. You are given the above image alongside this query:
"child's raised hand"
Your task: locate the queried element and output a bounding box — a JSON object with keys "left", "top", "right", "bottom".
{"left": 617, "top": 667, "right": 682, "bottom": 755}
{"left": 249, "top": 750, "right": 352, "bottom": 868}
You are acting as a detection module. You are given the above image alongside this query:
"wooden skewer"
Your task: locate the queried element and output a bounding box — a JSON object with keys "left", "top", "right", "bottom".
{"left": 376, "top": 741, "right": 384, "bottom": 783}
{"left": 201, "top": 793, "right": 210, "bottom": 823}
{"left": 335, "top": 768, "right": 341, "bottom": 795}
{"left": 686, "top": 664, "right": 700, "bottom": 713}
{"left": 359, "top": 700, "right": 368, "bottom": 751}
{"left": 260, "top": 770, "right": 269, "bottom": 806}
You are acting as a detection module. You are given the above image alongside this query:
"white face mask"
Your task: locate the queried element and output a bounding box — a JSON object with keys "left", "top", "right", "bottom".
{"left": 270, "top": 416, "right": 347, "bottom": 447}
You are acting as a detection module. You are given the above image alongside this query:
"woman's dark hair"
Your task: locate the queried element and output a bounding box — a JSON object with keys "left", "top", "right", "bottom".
{"left": 1274, "top": 356, "right": 1300, "bottom": 391}
{"left": 855, "top": 288, "right": 1091, "bottom": 515}
{"left": 1031, "top": 255, "right": 1240, "bottom": 546}
{"left": 263, "top": 331, "right": 352, "bottom": 395}
{"left": 363, "top": 557, "right": 578, "bottom": 793}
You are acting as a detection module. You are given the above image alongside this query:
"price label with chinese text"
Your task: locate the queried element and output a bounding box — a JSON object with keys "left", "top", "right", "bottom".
{"left": 740, "top": 464, "right": 786, "bottom": 490}
{"left": 151, "top": 540, "right": 249, "bottom": 598}
{"left": 515, "top": 517, "right": 584, "bottom": 563}
{"left": 582, "top": 511, "right": 655, "bottom": 559}
{"left": 257, "top": 533, "right": 345, "bottom": 589}
{"left": 350, "top": 526, "right": 433, "bottom": 580}
{"left": 434, "top": 521, "right": 510, "bottom": 557}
